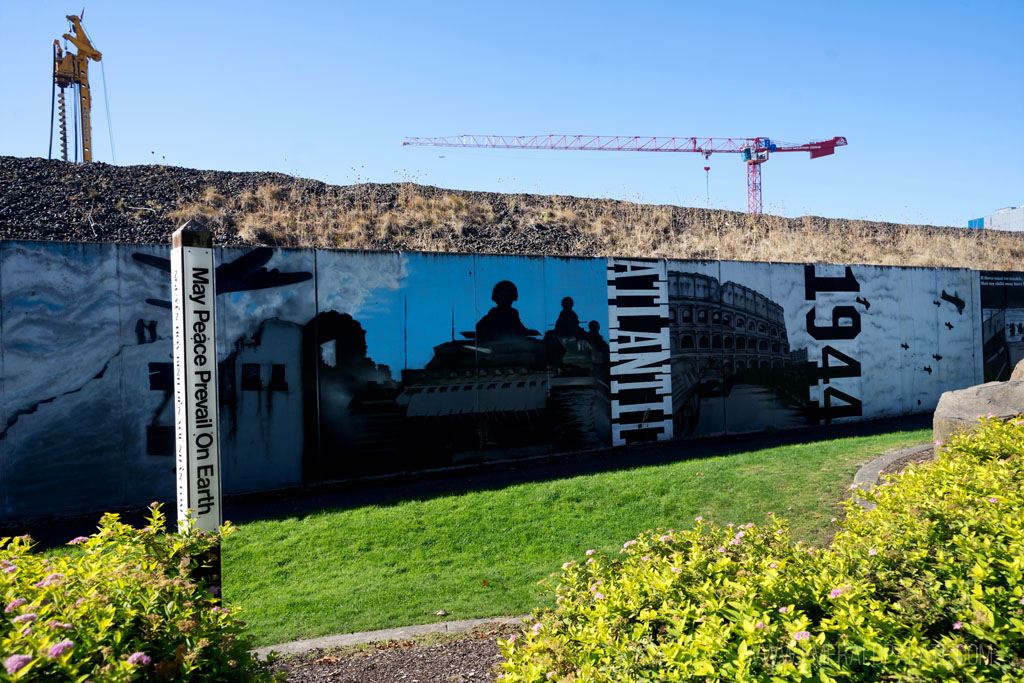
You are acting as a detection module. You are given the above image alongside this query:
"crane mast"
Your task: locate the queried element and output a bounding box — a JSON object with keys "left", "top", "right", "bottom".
{"left": 52, "top": 15, "right": 102, "bottom": 162}
{"left": 403, "top": 135, "right": 847, "bottom": 214}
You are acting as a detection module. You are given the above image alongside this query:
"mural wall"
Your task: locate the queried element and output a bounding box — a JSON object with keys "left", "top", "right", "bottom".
{"left": 979, "top": 271, "right": 1024, "bottom": 382}
{"left": 0, "top": 240, "right": 1001, "bottom": 522}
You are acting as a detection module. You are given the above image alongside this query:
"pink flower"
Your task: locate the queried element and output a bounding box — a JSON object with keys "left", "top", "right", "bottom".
{"left": 953, "top": 622, "right": 963, "bottom": 630}
{"left": 622, "top": 540, "right": 636, "bottom": 548}
{"left": 585, "top": 549, "right": 596, "bottom": 556}
{"left": 13, "top": 613, "right": 37, "bottom": 624}
{"left": 5, "top": 655, "right": 32, "bottom": 675}
{"left": 728, "top": 539, "right": 741, "bottom": 546}
{"left": 792, "top": 630, "right": 811, "bottom": 641}
{"left": 671, "top": 567, "right": 681, "bottom": 574}
{"left": 46, "top": 640, "right": 75, "bottom": 659}
{"left": 507, "top": 635, "right": 516, "bottom": 644}
{"left": 585, "top": 558, "right": 594, "bottom": 565}
{"left": 127, "top": 652, "right": 152, "bottom": 666}
{"left": 735, "top": 531, "right": 746, "bottom": 539}
{"left": 726, "top": 523, "right": 735, "bottom": 528}
{"left": 562, "top": 562, "right": 573, "bottom": 569}
{"left": 717, "top": 547, "right": 726, "bottom": 553}
{"left": 641, "top": 555, "right": 651, "bottom": 561}
{"left": 769, "top": 562, "right": 778, "bottom": 568}
{"left": 34, "top": 572, "right": 66, "bottom": 589}
{"left": 3, "top": 598, "right": 25, "bottom": 614}
{"left": 988, "top": 497, "right": 998, "bottom": 503}
{"left": 3, "top": 567, "right": 16, "bottom": 574}
{"left": 869, "top": 548, "right": 878, "bottom": 556}
{"left": 68, "top": 536, "right": 89, "bottom": 545}
{"left": 659, "top": 535, "right": 673, "bottom": 543}
{"left": 934, "top": 440, "right": 943, "bottom": 447}
{"left": 779, "top": 607, "right": 789, "bottom": 614}
{"left": 746, "top": 523, "right": 755, "bottom": 528}
{"left": 829, "top": 588, "right": 844, "bottom": 598}
{"left": 531, "top": 623, "right": 543, "bottom": 634}
{"left": 755, "top": 621, "right": 765, "bottom": 629}
{"left": 594, "top": 592, "right": 605, "bottom": 600}
{"left": 694, "top": 516, "right": 704, "bottom": 522}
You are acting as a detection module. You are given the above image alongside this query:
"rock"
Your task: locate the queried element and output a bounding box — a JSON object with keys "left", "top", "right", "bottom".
{"left": 1011, "top": 359, "right": 1024, "bottom": 381}
{"left": 933, "top": 380, "right": 1024, "bottom": 444}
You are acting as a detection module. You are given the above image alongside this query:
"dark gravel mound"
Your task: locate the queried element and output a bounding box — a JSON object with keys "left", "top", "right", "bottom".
{"left": 1, "top": 155, "right": 300, "bottom": 246}
{"left": 0, "top": 155, "right": 602, "bottom": 252}
{"left": 0, "top": 155, "right": 990, "bottom": 263}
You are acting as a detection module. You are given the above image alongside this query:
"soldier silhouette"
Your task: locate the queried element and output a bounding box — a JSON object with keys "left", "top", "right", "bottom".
{"left": 585, "top": 320, "right": 609, "bottom": 353}
{"left": 554, "top": 296, "right": 586, "bottom": 338}
{"left": 475, "top": 280, "right": 539, "bottom": 342}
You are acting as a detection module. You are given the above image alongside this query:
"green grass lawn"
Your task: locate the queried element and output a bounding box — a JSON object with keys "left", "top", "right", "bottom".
{"left": 224, "top": 429, "right": 929, "bottom": 647}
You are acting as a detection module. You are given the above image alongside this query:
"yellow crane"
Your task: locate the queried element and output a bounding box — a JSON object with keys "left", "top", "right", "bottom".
{"left": 51, "top": 14, "right": 102, "bottom": 162}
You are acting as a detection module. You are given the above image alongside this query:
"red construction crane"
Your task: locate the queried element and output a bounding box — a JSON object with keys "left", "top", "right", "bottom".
{"left": 402, "top": 135, "right": 847, "bottom": 214}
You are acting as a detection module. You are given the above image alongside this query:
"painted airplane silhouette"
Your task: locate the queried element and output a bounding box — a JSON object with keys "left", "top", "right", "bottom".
{"left": 932, "top": 300, "right": 941, "bottom": 307}
{"left": 901, "top": 343, "right": 910, "bottom": 350}
{"left": 132, "top": 248, "right": 313, "bottom": 308}
{"left": 923, "top": 365, "right": 933, "bottom": 374}
{"left": 855, "top": 296, "right": 870, "bottom": 310}
{"left": 945, "top": 322, "right": 955, "bottom": 330}
{"left": 940, "top": 290, "right": 966, "bottom": 315}
{"left": 932, "top": 354, "right": 943, "bottom": 361}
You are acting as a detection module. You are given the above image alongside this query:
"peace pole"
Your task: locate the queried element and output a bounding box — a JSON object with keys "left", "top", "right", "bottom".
{"left": 171, "top": 221, "right": 222, "bottom": 591}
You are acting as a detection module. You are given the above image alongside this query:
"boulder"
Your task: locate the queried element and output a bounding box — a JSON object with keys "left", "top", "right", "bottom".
{"left": 1011, "top": 358, "right": 1024, "bottom": 381}
{"left": 933, "top": 379, "right": 1024, "bottom": 444}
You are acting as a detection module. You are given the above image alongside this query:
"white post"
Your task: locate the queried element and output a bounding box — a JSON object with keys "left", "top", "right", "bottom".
{"left": 170, "top": 222, "right": 222, "bottom": 534}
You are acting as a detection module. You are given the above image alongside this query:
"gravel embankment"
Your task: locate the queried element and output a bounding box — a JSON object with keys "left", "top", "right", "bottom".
{"left": 1, "top": 155, "right": 299, "bottom": 245}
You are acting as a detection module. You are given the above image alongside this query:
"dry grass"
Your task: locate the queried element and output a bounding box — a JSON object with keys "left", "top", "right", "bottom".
{"left": 167, "top": 180, "right": 1024, "bottom": 270}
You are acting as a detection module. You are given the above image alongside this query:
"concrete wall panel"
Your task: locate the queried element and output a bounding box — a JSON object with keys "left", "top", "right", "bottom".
{"left": 117, "top": 243, "right": 176, "bottom": 507}
{"left": 315, "top": 250, "right": 409, "bottom": 479}
{"left": 1, "top": 242, "right": 125, "bottom": 518}
{"left": 664, "top": 260, "right": 724, "bottom": 438}
{"left": 215, "top": 246, "right": 316, "bottom": 494}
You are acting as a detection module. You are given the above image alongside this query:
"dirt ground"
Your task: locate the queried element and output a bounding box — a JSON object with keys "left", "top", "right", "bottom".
{"left": 270, "top": 623, "right": 521, "bottom": 683}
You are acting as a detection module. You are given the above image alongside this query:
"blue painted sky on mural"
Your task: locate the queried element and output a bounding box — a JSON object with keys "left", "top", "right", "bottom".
{"left": 352, "top": 253, "right": 609, "bottom": 376}
{"left": 2, "top": 1, "right": 1021, "bottom": 227}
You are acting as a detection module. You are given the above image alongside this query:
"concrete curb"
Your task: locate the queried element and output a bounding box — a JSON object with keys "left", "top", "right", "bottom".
{"left": 253, "top": 615, "right": 527, "bottom": 660}
{"left": 850, "top": 443, "right": 931, "bottom": 510}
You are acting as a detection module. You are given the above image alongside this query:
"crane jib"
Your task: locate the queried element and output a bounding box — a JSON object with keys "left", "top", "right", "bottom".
{"left": 401, "top": 134, "right": 848, "bottom": 215}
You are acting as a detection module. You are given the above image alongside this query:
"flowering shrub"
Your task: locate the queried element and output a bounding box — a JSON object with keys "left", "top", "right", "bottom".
{"left": 1, "top": 505, "right": 277, "bottom": 681}
{"left": 499, "top": 416, "right": 1024, "bottom": 681}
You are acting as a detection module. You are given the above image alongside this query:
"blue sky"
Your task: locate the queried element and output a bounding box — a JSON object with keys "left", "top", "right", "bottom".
{"left": 2, "top": 1, "right": 1021, "bottom": 227}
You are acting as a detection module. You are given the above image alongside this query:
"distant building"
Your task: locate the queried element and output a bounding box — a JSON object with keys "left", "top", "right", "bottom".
{"left": 968, "top": 206, "right": 1024, "bottom": 231}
